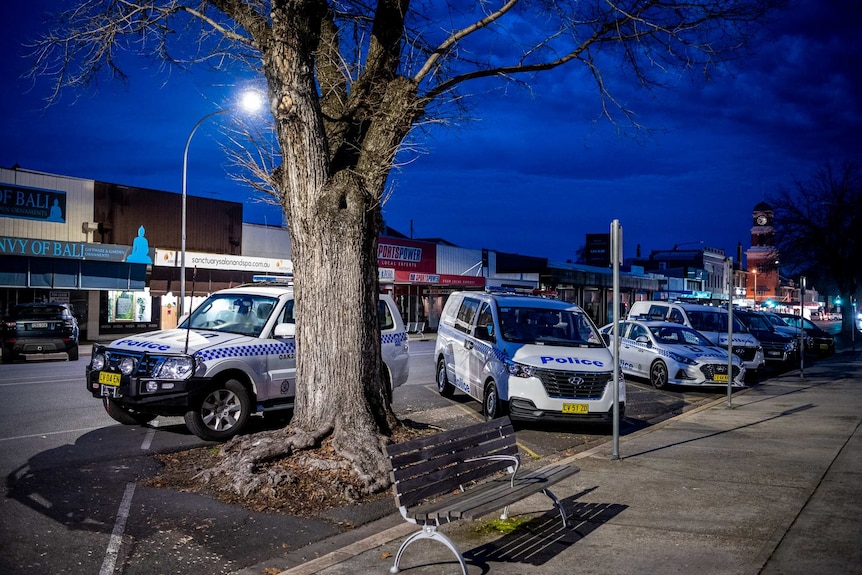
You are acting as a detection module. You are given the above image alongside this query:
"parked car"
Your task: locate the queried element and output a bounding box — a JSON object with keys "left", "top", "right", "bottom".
{"left": 600, "top": 319, "right": 745, "bottom": 388}
{"left": 435, "top": 291, "right": 624, "bottom": 423}
{"left": 86, "top": 283, "right": 409, "bottom": 440}
{"left": 760, "top": 311, "right": 812, "bottom": 349}
{"left": 774, "top": 313, "right": 835, "bottom": 356}
{"left": 628, "top": 301, "right": 765, "bottom": 372}
{"left": 2, "top": 302, "right": 80, "bottom": 363}
{"left": 733, "top": 310, "right": 797, "bottom": 364}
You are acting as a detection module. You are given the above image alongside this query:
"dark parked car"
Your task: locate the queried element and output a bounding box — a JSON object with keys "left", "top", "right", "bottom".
{"left": 734, "top": 310, "right": 796, "bottom": 364}
{"left": 775, "top": 313, "right": 835, "bottom": 356}
{"left": 2, "top": 302, "right": 80, "bottom": 363}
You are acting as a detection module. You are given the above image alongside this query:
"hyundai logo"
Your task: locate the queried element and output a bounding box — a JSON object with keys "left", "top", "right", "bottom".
{"left": 568, "top": 376, "right": 584, "bottom": 387}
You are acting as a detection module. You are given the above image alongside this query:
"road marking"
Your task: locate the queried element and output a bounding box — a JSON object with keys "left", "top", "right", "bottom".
{"left": 100, "top": 482, "right": 135, "bottom": 575}
{"left": 0, "top": 378, "right": 81, "bottom": 387}
{"left": 140, "top": 420, "right": 159, "bottom": 450}
{"left": 0, "top": 427, "right": 104, "bottom": 442}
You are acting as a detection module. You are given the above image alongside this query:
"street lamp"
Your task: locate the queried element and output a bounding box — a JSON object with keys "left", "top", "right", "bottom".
{"left": 180, "top": 91, "right": 264, "bottom": 316}
{"left": 751, "top": 268, "right": 758, "bottom": 306}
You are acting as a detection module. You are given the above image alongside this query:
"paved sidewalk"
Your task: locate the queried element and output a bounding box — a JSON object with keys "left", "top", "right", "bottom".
{"left": 244, "top": 351, "right": 861, "bottom": 575}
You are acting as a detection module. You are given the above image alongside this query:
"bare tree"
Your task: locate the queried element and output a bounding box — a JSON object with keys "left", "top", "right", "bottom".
{"left": 28, "top": 0, "right": 782, "bottom": 496}
{"left": 769, "top": 160, "right": 862, "bottom": 339}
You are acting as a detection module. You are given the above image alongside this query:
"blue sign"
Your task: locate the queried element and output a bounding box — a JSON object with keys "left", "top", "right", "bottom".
{"left": 0, "top": 183, "right": 67, "bottom": 223}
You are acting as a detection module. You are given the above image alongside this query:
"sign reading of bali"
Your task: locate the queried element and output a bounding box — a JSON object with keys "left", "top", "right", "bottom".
{"left": 0, "top": 184, "right": 68, "bottom": 223}
{"left": 155, "top": 249, "right": 293, "bottom": 274}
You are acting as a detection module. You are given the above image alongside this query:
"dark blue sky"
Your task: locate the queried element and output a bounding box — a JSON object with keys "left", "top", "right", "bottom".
{"left": 2, "top": 0, "right": 860, "bottom": 264}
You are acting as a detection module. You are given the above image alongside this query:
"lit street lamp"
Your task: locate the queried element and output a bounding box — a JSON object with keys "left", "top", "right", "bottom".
{"left": 180, "top": 91, "right": 264, "bottom": 316}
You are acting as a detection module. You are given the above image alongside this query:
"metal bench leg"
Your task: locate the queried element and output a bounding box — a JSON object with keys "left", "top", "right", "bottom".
{"left": 542, "top": 487, "right": 568, "bottom": 528}
{"left": 390, "top": 524, "right": 468, "bottom": 575}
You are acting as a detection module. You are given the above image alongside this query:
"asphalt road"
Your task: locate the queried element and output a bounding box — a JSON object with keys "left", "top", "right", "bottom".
{"left": 0, "top": 328, "right": 837, "bottom": 575}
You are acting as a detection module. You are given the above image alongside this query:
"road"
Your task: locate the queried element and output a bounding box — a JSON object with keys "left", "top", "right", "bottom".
{"left": 0, "top": 329, "right": 835, "bottom": 575}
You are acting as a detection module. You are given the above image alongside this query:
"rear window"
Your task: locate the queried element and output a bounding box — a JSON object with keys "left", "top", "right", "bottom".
{"left": 12, "top": 305, "right": 66, "bottom": 320}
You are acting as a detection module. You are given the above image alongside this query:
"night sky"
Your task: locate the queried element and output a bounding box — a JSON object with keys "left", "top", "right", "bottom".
{"left": 1, "top": 0, "right": 860, "bottom": 264}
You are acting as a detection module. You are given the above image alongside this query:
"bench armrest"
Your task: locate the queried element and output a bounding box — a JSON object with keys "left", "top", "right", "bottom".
{"left": 464, "top": 454, "right": 521, "bottom": 488}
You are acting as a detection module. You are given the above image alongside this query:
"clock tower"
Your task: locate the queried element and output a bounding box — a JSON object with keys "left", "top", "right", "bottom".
{"left": 745, "top": 202, "right": 779, "bottom": 305}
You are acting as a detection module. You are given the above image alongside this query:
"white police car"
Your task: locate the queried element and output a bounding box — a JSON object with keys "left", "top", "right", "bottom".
{"left": 434, "top": 291, "right": 624, "bottom": 423}
{"left": 86, "top": 283, "right": 408, "bottom": 440}
{"left": 600, "top": 319, "right": 745, "bottom": 389}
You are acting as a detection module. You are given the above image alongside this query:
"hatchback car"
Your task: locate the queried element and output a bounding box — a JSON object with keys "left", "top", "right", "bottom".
{"left": 601, "top": 319, "right": 745, "bottom": 389}
{"left": 2, "top": 302, "right": 80, "bottom": 363}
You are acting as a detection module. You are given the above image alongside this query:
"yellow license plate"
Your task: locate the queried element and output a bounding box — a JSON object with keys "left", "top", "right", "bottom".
{"left": 713, "top": 373, "right": 729, "bottom": 383}
{"left": 562, "top": 403, "right": 589, "bottom": 414}
{"left": 98, "top": 371, "right": 122, "bottom": 386}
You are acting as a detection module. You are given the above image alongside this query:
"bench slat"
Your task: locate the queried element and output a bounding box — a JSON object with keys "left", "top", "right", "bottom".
{"left": 406, "top": 463, "right": 580, "bottom": 524}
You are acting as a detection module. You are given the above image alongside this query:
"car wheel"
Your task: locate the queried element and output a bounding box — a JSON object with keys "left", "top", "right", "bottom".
{"left": 483, "top": 381, "right": 508, "bottom": 420}
{"left": 184, "top": 379, "right": 251, "bottom": 441}
{"left": 103, "top": 398, "right": 158, "bottom": 425}
{"left": 649, "top": 360, "right": 669, "bottom": 389}
{"left": 68, "top": 345, "right": 79, "bottom": 361}
{"left": 436, "top": 358, "right": 455, "bottom": 398}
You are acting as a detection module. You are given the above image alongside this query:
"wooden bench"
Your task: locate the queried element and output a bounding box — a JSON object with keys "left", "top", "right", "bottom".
{"left": 384, "top": 417, "right": 579, "bottom": 575}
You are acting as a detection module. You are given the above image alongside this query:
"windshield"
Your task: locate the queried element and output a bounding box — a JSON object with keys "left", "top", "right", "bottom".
{"left": 649, "top": 325, "right": 714, "bottom": 346}
{"left": 181, "top": 294, "right": 279, "bottom": 337}
{"left": 498, "top": 306, "right": 604, "bottom": 347}
{"left": 688, "top": 310, "right": 747, "bottom": 333}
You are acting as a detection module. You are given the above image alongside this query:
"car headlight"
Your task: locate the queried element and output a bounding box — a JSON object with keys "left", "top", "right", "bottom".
{"left": 506, "top": 360, "right": 536, "bottom": 378}
{"left": 669, "top": 352, "right": 697, "bottom": 365}
{"left": 91, "top": 352, "right": 106, "bottom": 371}
{"left": 118, "top": 356, "right": 136, "bottom": 375}
{"left": 153, "top": 356, "right": 195, "bottom": 380}
{"left": 784, "top": 342, "right": 794, "bottom": 352}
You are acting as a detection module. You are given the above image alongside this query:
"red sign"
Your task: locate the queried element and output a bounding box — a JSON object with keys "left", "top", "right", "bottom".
{"left": 377, "top": 236, "right": 436, "bottom": 274}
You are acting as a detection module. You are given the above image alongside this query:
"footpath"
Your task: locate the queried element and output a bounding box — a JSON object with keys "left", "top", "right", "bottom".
{"left": 238, "top": 348, "right": 862, "bottom": 575}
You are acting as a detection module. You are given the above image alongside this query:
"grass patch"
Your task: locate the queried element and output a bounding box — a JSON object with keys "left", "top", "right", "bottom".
{"left": 473, "top": 516, "right": 532, "bottom": 536}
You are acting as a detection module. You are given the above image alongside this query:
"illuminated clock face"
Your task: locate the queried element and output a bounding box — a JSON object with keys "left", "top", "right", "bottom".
{"left": 756, "top": 215, "right": 768, "bottom": 225}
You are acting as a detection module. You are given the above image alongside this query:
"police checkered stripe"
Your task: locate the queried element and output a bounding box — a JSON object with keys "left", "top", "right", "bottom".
{"left": 382, "top": 332, "right": 407, "bottom": 345}
{"left": 197, "top": 341, "right": 295, "bottom": 362}
{"left": 627, "top": 339, "right": 676, "bottom": 360}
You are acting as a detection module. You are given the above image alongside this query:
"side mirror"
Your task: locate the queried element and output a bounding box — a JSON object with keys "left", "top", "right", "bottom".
{"left": 274, "top": 323, "right": 296, "bottom": 339}
{"left": 635, "top": 335, "right": 651, "bottom": 345}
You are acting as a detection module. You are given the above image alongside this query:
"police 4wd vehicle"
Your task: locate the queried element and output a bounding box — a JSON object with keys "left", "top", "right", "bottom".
{"left": 86, "top": 284, "right": 409, "bottom": 441}
{"left": 435, "top": 291, "right": 624, "bottom": 423}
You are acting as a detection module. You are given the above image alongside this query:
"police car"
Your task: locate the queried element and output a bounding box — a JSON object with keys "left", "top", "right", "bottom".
{"left": 600, "top": 319, "right": 745, "bottom": 389}
{"left": 435, "top": 291, "right": 624, "bottom": 423}
{"left": 85, "top": 283, "right": 409, "bottom": 440}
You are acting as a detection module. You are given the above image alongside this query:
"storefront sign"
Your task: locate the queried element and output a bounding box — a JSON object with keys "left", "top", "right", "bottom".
{"left": 379, "top": 268, "right": 395, "bottom": 281}
{"left": 0, "top": 183, "right": 67, "bottom": 223}
{"left": 377, "top": 236, "right": 436, "bottom": 273}
{"left": 155, "top": 249, "right": 292, "bottom": 274}
{"left": 0, "top": 235, "right": 144, "bottom": 263}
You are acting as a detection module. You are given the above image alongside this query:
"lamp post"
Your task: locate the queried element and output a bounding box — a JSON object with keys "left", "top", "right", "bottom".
{"left": 179, "top": 91, "right": 264, "bottom": 317}
{"left": 751, "top": 268, "right": 758, "bottom": 307}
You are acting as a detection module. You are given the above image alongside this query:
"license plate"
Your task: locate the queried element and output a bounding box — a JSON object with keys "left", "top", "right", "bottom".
{"left": 819, "top": 344, "right": 828, "bottom": 350}
{"left": 562, "top": 403, "right": 588, "bottom": 414}
{"left": 98, "top": 371, "right": 122, "bottom": 386}
{"left": 713, "top": 373, "right": 729, "bottom": 383}
{"left": 31, "top": 322, "right": 48, "bottom": 329}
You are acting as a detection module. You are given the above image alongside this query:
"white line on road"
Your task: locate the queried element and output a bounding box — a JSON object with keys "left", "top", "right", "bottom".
{"left": 100, "top": 482, "right": 136, "bottom": 575}
{"left": 140, "top": 420, "right": 159, "bottom": 451}
{"left": 0, "top": 427, "right": 104, "bottom": 442}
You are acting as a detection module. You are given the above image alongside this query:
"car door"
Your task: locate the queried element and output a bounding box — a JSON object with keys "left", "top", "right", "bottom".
{"left": 452, "top": 297, "right": 481, "bottom": 398}
{"left": 626, "top": 323, "right": 652, "bottom": 376}
{"left": 262, "top": 298, "right": 297, "bottom": 401}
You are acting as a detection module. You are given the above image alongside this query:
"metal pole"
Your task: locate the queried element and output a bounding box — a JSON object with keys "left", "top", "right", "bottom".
{"left": 799, "top": 276, "right": 806, "bottom": 378}
{"left": 180, "top": 109, "right": 228, "bottom": 317}
{"left": 611, "top": 219, "right": 622, "bottom": 460}
{"left": 726, "top": 257, "right": 734, "bottom": 407}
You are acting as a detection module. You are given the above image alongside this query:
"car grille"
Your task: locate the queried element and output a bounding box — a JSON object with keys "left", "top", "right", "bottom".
{"left": 531, "top": 368, "right": 610, "bottom": 400}
{"left": 699, "top": 363, "right": 741, "bottom": 380}
{"left": 103, "top": 350, "right": 160, "bottom": 377}
{"left": 732, "top": 346, "right": 757, "bottom": 361}
{"left": 760, "top": 340, "right": 787, "bottom": 356}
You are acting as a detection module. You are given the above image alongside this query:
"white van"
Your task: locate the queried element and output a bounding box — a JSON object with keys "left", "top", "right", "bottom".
{"left": 628, "top": 301, "right": 765, "bottom": 372}
{"left": 434, "top": 291, "right": 624, "bottom": 422}
{"left": 86, "top": 283, "right": 409, "bottom": 440}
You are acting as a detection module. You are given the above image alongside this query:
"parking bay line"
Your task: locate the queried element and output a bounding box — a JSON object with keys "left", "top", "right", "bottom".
{"left": 99, "top": 482, "right": 136, "bottom": 575}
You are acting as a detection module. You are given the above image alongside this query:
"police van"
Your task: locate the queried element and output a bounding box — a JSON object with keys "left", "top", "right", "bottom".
{"left": 434, "top": 291, "right": 624, "bottom": 423}
{"left": 85, "top": 283, "right": 409, "bottom": 440}
{"left": 627, "top": 301, "right": 765, "bottom": 372}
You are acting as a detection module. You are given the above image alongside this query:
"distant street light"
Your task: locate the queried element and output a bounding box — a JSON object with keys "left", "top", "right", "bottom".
{"left": 180, "top": 91, "right": 264, "bottom": 317}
